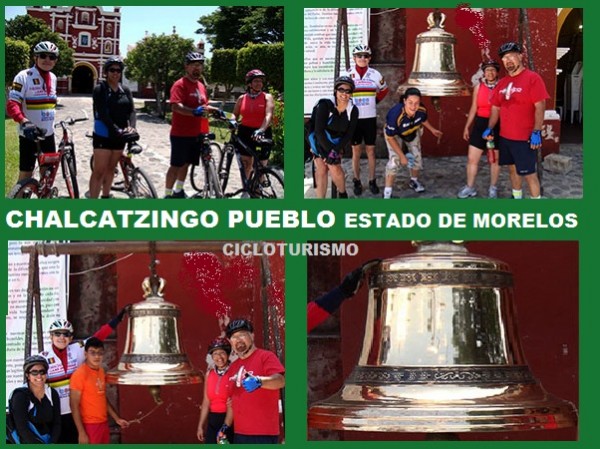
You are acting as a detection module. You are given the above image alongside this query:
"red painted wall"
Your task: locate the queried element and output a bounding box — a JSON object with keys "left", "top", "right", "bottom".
{"left": 309, "top": 241, "right": 578, "bottom": 441}
{"left": 111, "top": 249, "right": 285, "bottom": 443}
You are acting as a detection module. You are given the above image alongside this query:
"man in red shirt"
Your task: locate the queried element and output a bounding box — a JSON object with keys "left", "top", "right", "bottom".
{"left": 164, "top": 52, "right": 216, "bottom": 198}
{"left": 483, "top": 42, "right": 550, "bottom": 199}
{"left": 219, "top": 319, "right": 285, "bottom": 444}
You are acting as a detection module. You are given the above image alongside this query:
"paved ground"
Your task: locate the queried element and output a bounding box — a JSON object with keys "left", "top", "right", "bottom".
{"left": 304, "top": 142, "right": 583, "bottom": 199}
{"left": 50, "top": 94, "right": 244, "bottom": 199}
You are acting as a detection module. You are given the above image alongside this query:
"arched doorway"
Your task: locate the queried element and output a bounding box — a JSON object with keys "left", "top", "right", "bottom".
{"left": 556, "top": 8, "right": 583, "bottom": 142}
{"left": 71, "top": 65, "right": 95, "bottom": 94}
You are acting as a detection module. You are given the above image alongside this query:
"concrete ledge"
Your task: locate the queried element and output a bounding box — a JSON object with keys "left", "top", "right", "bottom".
{"left": 543, "top": 153, "right": 573, "bottom": 174}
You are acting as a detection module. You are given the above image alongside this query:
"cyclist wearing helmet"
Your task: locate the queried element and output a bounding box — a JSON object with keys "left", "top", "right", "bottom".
{"left": 231, "top": 69, "right": 275, "bottom": 181}
{"left": 7, "top": 355, "right": 61, "bottom": 444}
{"left": 458, "top": 60, "right": 502, "bottom": 199}
{"left": 307, "top": 76, "right": 358, "bottom": 198}
{"left": 165, "top": 51, "right": 218, "bottom": 198}
{"left": 38, "top": 308, "right": 129, "bottom": 443}
{"left": 219, "top": 319, "right": 285, "bottom": 444}
{"left": 383, "top": 87, "right": 443, "bottom": 198}
{"left": 89, "top": 56, "right": 137, "bottom": 198}
{"left": 345, "top": 44, "right": 389, "bottom": 196}
{"left": 7, "top": 41, "right": 59, "bottom": 181}
{"left": 483, "top": 41, "right": 549, "bottom": 199}
{"left": 197, "top": 338, "right": 234, "bottom": 444}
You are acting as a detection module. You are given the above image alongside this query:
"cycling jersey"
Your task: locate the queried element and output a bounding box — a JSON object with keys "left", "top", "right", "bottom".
{"left": 8, "top": 65, "right": 57, "bottom": 137}
{"left": 345, "top": 66, "right": 388, "bottom": 119}
{"left": 385, "top": 102, "right": 428, "bottom": 142}
{"left": 239, "top": 92, "right": 267, "bottom": 128}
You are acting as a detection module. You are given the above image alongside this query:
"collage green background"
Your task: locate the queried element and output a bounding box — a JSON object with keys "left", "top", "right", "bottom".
{"left": 1, "top": 0, "right": 594, "bottom": 446}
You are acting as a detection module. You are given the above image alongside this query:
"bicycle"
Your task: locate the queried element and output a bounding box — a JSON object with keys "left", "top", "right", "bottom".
{"left": 188, "top": 133, "right": 224, "bottom": 199}
{"left": 89, "top": 139, "right": 158, "bottom": 199}
{"left": 201, "top": 118, "right": 284, "bottom": 199}
{"left": 8, "top": 115, "right": 88, "bottom": 199}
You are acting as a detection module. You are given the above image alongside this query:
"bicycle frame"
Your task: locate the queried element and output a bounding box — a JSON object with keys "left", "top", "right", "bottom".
{"left": 219, "top": 126, "right": 274, "bottom": 197}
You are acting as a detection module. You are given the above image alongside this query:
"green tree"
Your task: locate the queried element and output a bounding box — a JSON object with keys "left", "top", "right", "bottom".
{"left": 237, "top": 43, "right": 284, "bottom": 93}
{"left": 125, "top": 34, "right": 195, "bottom": 118}
{"left": 5, "top": 37, "right": 30, "bottom": 89}
{"left": 5, "top": 14, "right": 48, "bottom": 40}
{"left": 209, "top": 49, "right": 238, "bottom": 98}
{"left": 197, "top": 7, "right": 284, "bottom": 49}
{"left": 5, "top": 14, "right": 74, "bottom": 77}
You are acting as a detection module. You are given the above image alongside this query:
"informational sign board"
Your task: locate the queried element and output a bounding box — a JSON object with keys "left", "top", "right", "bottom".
{"left": 303, "top": 8, "right": 369, "bottom": 115}
{"left": 6, "top": 241, "right": 68, "bottom": 408}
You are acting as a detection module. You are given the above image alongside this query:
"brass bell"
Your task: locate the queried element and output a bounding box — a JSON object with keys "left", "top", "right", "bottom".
{"left": 106, "top": 277, "right": 202, "bottom": 402}
{"left": 398, "top": 10, "right": 470, "bottom": 97}
{"left": 308, "top": 242, "right": 577, "bottom": 433}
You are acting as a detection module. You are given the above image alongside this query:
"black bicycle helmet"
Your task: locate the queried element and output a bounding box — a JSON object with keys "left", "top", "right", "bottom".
{"left": 208, "top": 337, "right": 232, "bottom": 355}
{"left": 23, "top": 355, "right": 49, "bottom": 373}
{"left": 225, "top": 319, "right": 254, "bottom": 338}
{"left": 103, "top": 56, "right": 124, "bottom": 73}
{"left": 334, "top": 75, "right": 355, "bottom": 93}
{"left": 185, "top": 52, "right": 205, "bottom": 64}
{"left": 498, "top": 42, "right": 522, "bottom": 57}
{"left": 481, "top": 60, "right": 500, "bottom": 71}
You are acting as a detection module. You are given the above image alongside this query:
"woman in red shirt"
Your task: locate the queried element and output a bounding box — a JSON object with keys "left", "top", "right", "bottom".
{"left": 231, "top": 70, "right": 275, "bottom": 181}
{"left": 196, "top": 338, "right": 234, "bottom": 444}
{"left": 458, "top": 60, "right": 501, "bottom": 199}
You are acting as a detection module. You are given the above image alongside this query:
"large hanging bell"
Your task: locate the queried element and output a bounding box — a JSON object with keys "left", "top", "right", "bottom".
{"left": 398, "top": 10, "right": 470, "bottom": 97}
{"left": 308, "top": 241, "right": 577, "bottom": 433}
{"left": 106, "top": 277, "right": 202, "bottom": 398}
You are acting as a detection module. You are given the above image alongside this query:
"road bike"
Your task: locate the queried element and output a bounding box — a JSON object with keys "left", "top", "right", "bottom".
{"left": 189, "top": 133, "right": 224, "bottom": 199}
{"left": 213, "top": 119, "right": 284, "bottom": 199}
{"left": 89, "top": 140, "right": 158, "bottom": 198}
{"left": 8, "top": 115, "right": 88, "bottom": 199}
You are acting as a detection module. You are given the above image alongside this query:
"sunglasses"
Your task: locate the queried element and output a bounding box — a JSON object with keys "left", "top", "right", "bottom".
{"left": 355, "top": 54, "right": 371, "bottom": 59}
{"left": 336, "top": 87, "right": 353, "bottom": 94}
{"left": 37, "top": 53, "right": 58, "bottom": 61}
{"left": 52, "top": 331, "right": 72, "bottom": 337}
{"left": 108, "top": 68, "right": 122, "bottom": 73}
{"left": 28, "top": 369, "right": 47, "bottom": 376}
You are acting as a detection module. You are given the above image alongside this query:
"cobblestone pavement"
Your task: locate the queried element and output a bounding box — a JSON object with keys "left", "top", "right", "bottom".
{"left": 304, "top": 143, "right": 583, "bottom": 199}
{"left": 50, "top": 94, "right": 245, "bottom": 199}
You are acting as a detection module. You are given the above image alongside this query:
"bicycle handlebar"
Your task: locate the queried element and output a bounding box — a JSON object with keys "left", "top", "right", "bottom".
{"left": 54, "top": 116, "right": 89, "bottom": 128}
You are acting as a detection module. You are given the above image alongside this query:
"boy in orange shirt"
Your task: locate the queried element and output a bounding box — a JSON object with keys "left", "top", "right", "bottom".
{"left": 70, "top": 337, "right": 129, "bottom": 443}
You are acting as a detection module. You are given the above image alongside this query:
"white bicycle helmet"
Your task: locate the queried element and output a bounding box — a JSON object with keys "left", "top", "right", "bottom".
{"left": 352, "top": 44, "right": 372, "bottom": 56}
{"left": 33, "top": 41, "right": 59, "bottom": 56}
{"left": 48, "top": 318, "right": 74, "bottom": 333}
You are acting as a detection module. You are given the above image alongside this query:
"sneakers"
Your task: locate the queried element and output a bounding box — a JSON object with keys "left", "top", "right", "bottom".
{"left": 457, "top": 185, "right": 477, "bottom": 199}
{"left": 165, "top": 190, "right": 187, "bottom": 199}
{"left": 488, "top": 185, "right": 498, "bottom": 199}
{"left": 353, "top": 178, "right": 363, "bottom": 196}
{"left": 368, "top": 179, "right": 380, "bottom": 195}
{"left": 408, "top": 179, "right": 425, "bottom": 193}
{"left": 338, "top": 191, "right": 348, "bottom": 199}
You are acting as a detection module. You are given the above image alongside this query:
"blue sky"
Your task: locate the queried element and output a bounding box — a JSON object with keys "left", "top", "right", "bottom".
{"left": 4, "top": 6, "right": 217, "bottom": 57}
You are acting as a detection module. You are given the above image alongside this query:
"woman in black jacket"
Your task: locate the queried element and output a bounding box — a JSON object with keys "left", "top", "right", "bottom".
{"left": 8, "top": 355, "right": 61, "bottom": 443}
{"left": 308, "top": 76, "right": 358, "bottom": 198}
{"left": 89, "top": 56, "right": 137, "bottom": 198}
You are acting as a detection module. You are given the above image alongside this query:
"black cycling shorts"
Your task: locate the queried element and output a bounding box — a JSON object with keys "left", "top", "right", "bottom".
{"left": 19, "top": 134, "right": 56, "bottom": 172}
{"left": 469, "top": 116, "right": 500, "bottom": 151}
{"left": 93, "top": 134, "right": 127, "bottom": 151}
{"left": 352, "top": 117, "right": 377, "bottom": 146}
{"left": 236, "top": 125, "right": 272, "bottom": 161}
{"left": 170, "top": 135, "right": 201, "bottom": 167}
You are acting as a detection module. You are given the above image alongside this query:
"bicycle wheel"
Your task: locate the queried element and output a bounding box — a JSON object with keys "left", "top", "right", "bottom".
{"left": 190, "top": 143, "right": 222, "bottom": 193}
{"left": 249, "top": 167, "right": 284, "bottom": 199}
{"left": 7, "top": 178, "right": 40, "bottom": 199}
{"left": 128, "top": 167, "right": 158, "bottom": 198}
{"left": 61, "top": 152, "right": 80, "bottom": 198}
{"left": 206, "top": 159, "right": 224, "bottom": 198}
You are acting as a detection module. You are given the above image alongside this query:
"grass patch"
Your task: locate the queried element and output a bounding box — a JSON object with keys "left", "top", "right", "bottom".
{"left": 5, "top": 119, "right": 19, "bottom": 196}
